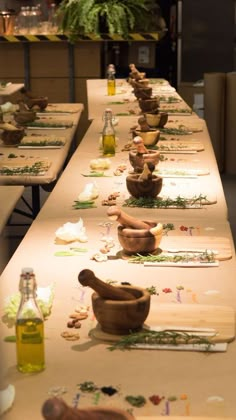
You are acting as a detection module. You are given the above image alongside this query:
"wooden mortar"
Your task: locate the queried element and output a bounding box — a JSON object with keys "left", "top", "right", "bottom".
{"left": 92, "top": 285, "right": 150, "bottom": 334}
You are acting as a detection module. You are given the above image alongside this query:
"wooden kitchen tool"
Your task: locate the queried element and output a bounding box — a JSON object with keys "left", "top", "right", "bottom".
{"left": 78, "top": 269, "right": 135, "bottom": 301}
{"left": 92, "top": 303, "right": 235, "bottom": 345}
{"left": 107, "top": 205, "right": 151, "bottom": 230}
{"left": 42, "top": 397, "right": 133, "bottom": 420}
{"left": 146, "top": 303, "right": 235, "bottom": 343}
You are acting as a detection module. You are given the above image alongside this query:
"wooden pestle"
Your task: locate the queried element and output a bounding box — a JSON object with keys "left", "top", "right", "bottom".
{"left": 107, "top": 205, "right": 150, "bottom": 230}
{"left": 78, "top": 269, "right": 135, "bottom": 301}
{"left": 42, "top": 397, "right": 133, "bottom": 420}
{"left": 133, "top": 136, "right": 148, "bottom": 154}
{"left": 18, "top": 101, "right": 29, "bottom": 112}
{"left": 138, "top": 116, "right": 151, "bottom": 132}
{"left": 138, "top": 162, "right": 154, "bottom": 181}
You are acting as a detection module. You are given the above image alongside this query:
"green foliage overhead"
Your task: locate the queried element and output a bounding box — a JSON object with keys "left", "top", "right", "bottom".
{"left": 57, "top": 0, "right": 156, "bottom": 42}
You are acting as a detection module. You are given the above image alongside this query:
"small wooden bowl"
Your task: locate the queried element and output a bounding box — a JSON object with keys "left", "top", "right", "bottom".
{"left": 25, "top": 96, "right": 48, "bottom": 111}
{"left": 136, "top": 78, "right": 150, "bottom": 87}
{"left": 14, "top": 110, "right": 37, "bottom": 125}
{"left": 126, "top": 173, "right": 163, "bottom": 199}
{"left": 138, "top": 97, "right": 160, "bottom": 113}
{"left": 118, "top": 221, "right": 163, "bottom": 255}
{"left": 133, "top": 87, "right": 152, "bottom": 100}
{"left": 92, "top": 285, "right": 151, "bottom": 334}
{"left": 1, "top": 127, "right": 25, "bottom": 146}
{"left": 145, "top": 112, "right": 168, "bottom": 128}
{"left": 134, "top": 129, "right": 160, "bottom": 146}
{"left": 129, "top": 149, "right": 160, "bottom": 173}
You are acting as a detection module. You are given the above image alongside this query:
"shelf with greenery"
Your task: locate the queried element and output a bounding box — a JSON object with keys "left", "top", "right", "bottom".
{"left": 56, "top": 0, "right": 167, "bottom": 43}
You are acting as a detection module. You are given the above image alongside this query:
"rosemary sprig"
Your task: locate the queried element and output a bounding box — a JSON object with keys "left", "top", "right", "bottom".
{"left": 108, "top": 329, "right": 213, "bottom": 351}
{"left": 116, "top": 112, "right": 130, "bottom": 116}
{"left": 107, "top": 101, "right": 125, "bottom": 105}
{"left": 159, "top": 108, "right": 192, "bottom": 114}
{"left": 123, "top": 194, "right": 209, "bottom": 209}
{"left": 160, "top": 126, "right": 193, "bottom": 135}
{"left": 25, "top": 121, "right": 73, "bottom": 128}
{"left": 20, "top": 140, "right": 65, "bottom": 147}
{"left": 159, "top": 96, "right": 181, "bottom": 103}
{"left": 0, "top": 161, "right": 48, "bottom": 176}
{"left": 128, "top": 250, "right": 216, "bottom": 264}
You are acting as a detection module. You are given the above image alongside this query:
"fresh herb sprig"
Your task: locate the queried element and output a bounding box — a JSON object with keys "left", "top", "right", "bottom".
{"left": 20, "top": 140, "right": 65, "bottom": 147}
{"left": 159, "top": 108, "right": 192, "bottom": 114}
{"left": 159, "top": 96, "right": 181, "bottom": 103}
{"left": 128, "top": 250, "right": 216, "bottom": 264}
{"left": 0, "top": 161, "right": 48, "bottom": 176}
{"left": 108, "top": 329, "right": 213, "bottom": 351}
{"left": 73, "top": 200, "right": 96, "bottom": 209}
{"left": 160, "top": 126, "right": 192, "bottom": 135}
{"left": 25, "top": 121, "right": 73, "bottom": 128}
{"left": 123, "top": 194, "right": 209, "bottom": 209}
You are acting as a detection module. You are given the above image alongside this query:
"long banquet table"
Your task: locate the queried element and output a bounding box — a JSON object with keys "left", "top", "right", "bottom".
{"left": 0, "top": 82, "right": 236, "bottom": 419}
{"left": 86, "top": 78, "right": 192, "bottom": 120}
{"left": 0, "top": 104, "right": 84, "bottom": 217}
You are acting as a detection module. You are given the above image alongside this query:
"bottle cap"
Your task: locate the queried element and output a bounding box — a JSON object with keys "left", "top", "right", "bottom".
{"left": 107, "top": 64, "right": 116, "bottom": 74}
{"left": 21, "top": 267, "right": 34, "bottom": 275}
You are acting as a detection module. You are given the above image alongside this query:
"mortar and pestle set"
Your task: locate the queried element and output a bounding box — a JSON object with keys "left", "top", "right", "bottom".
{"left": 132, "top": 116, "right": 160, "bottom": 146}
{"left": 127, "top": 63, "right": 160, "bottom": 113}
{"left": 13, "top": 101, "right": 37, "bottom": 125}
{"left": 0, "top": 112, "right": 25, "bottom": 146}
{"left": 107, "top": 205, "right": 163, "bottom": 255}
{"left": 128, "top": 136, "right": 162, "bottom": 199}
{"left": 78, "top": 268, "right": 151, "bottom": 335}
{"left": 19, "top": 87, "right": 48, "bottom": 111}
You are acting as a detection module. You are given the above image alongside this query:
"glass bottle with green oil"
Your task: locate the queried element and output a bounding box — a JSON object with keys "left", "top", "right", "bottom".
{"left": 15, "top": 267, "right": 45, "bottom": 373}
{"left": 107, "top": 64, "right": 116, "bottom": 96}
{"left": 102, "top": 108, "right": 116, "bottom": 156}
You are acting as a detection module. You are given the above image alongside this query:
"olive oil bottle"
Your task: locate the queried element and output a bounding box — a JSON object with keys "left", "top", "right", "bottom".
{"left": 102, "top": 108, "right": 116, "bottom": 156}
{"left": 15, "top": 268, "right": 45, "bottom": 373}
{"left": 107, "top": 64, "right": 116, "bottom": 96}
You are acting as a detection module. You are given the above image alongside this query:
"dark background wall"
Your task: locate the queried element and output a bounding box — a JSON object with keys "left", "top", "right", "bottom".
{"left": 180, "top": 0, "right": 235, "bottom": 82}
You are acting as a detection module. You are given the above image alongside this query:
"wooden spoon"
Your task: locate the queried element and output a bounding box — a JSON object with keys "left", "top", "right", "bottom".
{"left": 78, "top": 269, "right": 135, "bottom": 301}
{"left": 107, "top": 205, "right": 150, "bottom": 230}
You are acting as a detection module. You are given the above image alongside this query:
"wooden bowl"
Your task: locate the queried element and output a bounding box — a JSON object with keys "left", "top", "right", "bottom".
{"left": 117, "top": 221, "right": 163, "bottom": 255}
{"left": 1, "top": 127, "right": 25, "bottom": 146}
{"left": 133, "top": 87, "right": 152, "bottom": 100}
{"left": 14, "top": 110, "right": 37, "bottom": 125}
{"left": 92, "top": 285, "right": 151, "bottom": 334}
{"left": 145, "top": 112, "right": 168, "bottom": 128}
{"left": 138, "top": 97, "right": 159, "bottom": 113}
{"left": 136, "top": 78, "right": 150, "bottom": 87}
{"left": 134, "top": 129, "right": 160, "bottom": 146}
{"left": 126, "top": 173, "right": 163, "bottom": 199}
{"left": 129, "top": 149, "right": 160, "bottom": 173}
{"left": 25, "top": 96, "right": 48, "bottom": 111}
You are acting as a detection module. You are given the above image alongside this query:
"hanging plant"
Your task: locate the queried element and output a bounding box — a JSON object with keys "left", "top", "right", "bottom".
{"left": 57, "top": 0, "right": 157, "bottom": 42}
